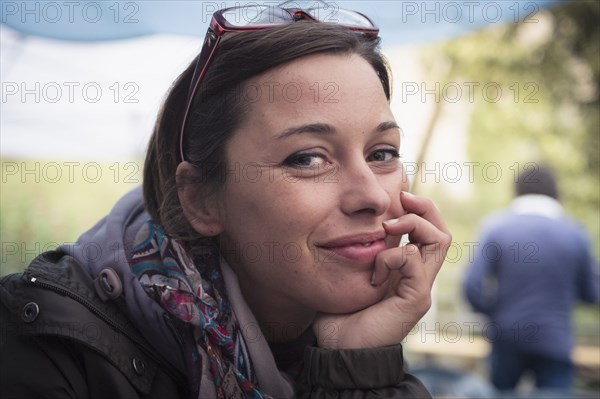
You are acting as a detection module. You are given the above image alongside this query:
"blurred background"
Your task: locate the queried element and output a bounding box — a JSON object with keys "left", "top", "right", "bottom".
{"left": 1, "top": 0, "right": 598, "bottom": 397}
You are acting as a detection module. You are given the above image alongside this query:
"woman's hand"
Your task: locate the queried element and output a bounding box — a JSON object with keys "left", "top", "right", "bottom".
{"left": 313, "top": 191, "right": 451, "bottom": 349}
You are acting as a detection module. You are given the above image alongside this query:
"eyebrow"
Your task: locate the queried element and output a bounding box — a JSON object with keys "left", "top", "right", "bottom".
{"left": 273, "top": 123, "right": 335, "bottom": 140}
{"left": 376, "top": 121, "right": 401, "bottom": 133}
{"left": 273, "top": 121, "right": 400, "bottom": 140}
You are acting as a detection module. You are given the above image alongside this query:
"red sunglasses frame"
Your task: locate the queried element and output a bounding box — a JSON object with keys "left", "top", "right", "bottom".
{"left": 178, "top": 5, "right": 379, "bottom": 162}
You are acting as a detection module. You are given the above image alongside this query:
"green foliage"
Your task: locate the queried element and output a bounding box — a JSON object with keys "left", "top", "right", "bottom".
{"left": 0, "top": 159, "right": 141, "bottom": 276}
{"left": 417, "top": 1, "right": 599, "bottom": 341}
{"left": 422, "top": 0, "right": 599, "bottom": 254}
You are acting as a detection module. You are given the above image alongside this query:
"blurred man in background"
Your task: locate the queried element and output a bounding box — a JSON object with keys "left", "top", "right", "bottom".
{"left": 463, "top": 164, "right": 599, "bottom": 392}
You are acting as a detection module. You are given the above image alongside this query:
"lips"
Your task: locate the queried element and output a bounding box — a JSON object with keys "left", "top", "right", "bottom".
{"left": 316, "top": 232, "right": 387, "bottom": 264}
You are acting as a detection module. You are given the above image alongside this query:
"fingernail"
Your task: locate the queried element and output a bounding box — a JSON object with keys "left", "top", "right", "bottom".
{"left": 370, "top": 271, "right": 380, "bottom": 286}
{"left": 401, "top": 191, "right": 415, "bottom": 198}
{"left": 370, "top": 273, "right": 377, "bottom": 286}
{"left": 383, "top": 218, "right": 399, "bottom": 226}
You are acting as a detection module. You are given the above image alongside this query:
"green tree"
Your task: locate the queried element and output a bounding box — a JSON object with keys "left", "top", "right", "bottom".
{"left": 422, "top": 0, "right": 599, "bottom": 249}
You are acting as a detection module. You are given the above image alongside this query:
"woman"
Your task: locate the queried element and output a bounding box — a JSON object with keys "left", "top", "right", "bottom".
{"left": 0, "top": 3, "right": 451, "bottom": 398}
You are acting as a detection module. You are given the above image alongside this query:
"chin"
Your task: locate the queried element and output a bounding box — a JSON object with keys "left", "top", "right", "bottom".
{"left": 319, "top": 282, "right": 386, "bottom": 314}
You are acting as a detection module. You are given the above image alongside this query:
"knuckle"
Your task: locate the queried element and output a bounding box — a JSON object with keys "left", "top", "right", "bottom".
{"left": 421, "top": 197, "right": 435, "bottom": 208}
{"left": 441, "top": 233, "right": 452, "bottom": 248}
{"left": 419, "top": 294, "right": 432, "bottom": 314}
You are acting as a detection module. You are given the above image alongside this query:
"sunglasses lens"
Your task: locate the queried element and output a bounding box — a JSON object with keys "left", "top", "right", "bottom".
{"left": 222, "top": 6, "right": 293, "bottom": 27}
{"left": 307, "top": 8, "right": 374, "bottom": 28}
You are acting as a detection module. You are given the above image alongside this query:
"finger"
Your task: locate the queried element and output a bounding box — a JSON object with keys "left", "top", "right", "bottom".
{"left": 384, "top": 213, "right": 450, "bottom": 250}
{"left": 371, "top": 243, "right": 421, "bottom": 286}
{"left": 397, "top": 191, "right": 451, "bottom": 235}
{"left": 381, "top": 214, "right": 450, "bottom": 285}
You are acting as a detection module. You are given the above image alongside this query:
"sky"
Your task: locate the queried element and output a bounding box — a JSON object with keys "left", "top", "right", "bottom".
{"left": 1, "top": 1, "right": 556, "bottom": 164}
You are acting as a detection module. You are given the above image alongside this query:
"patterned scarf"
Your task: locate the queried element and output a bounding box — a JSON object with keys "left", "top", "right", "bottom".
{"left": 130, "top": 220, "right": 268, "bottom": 398}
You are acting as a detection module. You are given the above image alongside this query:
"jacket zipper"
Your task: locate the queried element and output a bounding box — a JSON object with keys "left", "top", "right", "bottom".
{"left": 27, "top": 274, "right": 160, "bottom": 360}
{"left": 25, "top": 273, "right": 189, "bottom": 388}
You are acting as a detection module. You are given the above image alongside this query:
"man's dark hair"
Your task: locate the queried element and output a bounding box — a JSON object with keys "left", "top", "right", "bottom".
{"left": 515, "top": 165, "right": 559, "bottom": 199}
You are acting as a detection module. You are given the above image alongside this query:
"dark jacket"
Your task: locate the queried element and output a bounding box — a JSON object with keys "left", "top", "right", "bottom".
{"left": 0, "top": 251, "right": 188, "bottom": 399}
{"left": 1, "top": 188, "right": 432, "bottom": 398}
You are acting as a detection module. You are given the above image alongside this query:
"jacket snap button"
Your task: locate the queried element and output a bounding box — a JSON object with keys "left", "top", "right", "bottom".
{"left": 94, "top": 268, "right": 123, "bottom": 301}
{"left": 22, "top": 302, "right": 39, "bottom": 323}
{"left": 132, "top": 357, "right": 145, "bottom": 376}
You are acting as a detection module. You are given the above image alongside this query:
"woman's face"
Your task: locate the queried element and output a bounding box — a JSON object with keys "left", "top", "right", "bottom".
{"left": 216, "top": 53, "right": 407, "bottom": 318}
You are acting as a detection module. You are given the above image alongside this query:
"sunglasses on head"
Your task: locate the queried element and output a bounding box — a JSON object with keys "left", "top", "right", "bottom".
{"left": 178, "top": 0, "right": 379, "bottom": 162}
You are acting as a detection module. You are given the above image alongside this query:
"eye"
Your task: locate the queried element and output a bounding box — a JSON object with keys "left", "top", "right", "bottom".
{"left": 367, "top": 148, "right": 400, "bottom": 163}
{"left": 282, "top": 152, "right": 328, "bottom": 168}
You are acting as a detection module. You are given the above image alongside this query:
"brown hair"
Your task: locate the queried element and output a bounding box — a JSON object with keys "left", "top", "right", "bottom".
{"left": 143, "top": 21, "right": 392, "bottom": 247}
{"left": 515, "top": 164, "right": 559, "bottom": 200}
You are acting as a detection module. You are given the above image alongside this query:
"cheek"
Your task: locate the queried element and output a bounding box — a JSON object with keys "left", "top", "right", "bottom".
{"left": 223, "top": 180, "right": 334, "bottom": 242}
{"left": 398, "top": 162, "right": 410, "bottom": 192}
{"left": 381, "top": 171, "right": 406, "bottom": 217}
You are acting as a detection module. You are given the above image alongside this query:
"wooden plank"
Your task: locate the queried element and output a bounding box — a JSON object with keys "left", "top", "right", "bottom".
{"left": 405, "top": 336, "right": 600, "bottom": 369}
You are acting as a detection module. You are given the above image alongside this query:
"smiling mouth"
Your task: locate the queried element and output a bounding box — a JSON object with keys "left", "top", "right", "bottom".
{"left": 317, "top": 238, "right": 387, "bottom": 265}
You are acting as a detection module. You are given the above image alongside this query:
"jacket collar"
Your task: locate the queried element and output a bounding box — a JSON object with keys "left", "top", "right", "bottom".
{"left": 510, "top": 194, "right": 564, "bottom": 219}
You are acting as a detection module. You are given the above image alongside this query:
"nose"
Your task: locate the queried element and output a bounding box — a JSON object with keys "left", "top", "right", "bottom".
{"left": 339, "top": 159, "right": 391, "bottom": 217}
